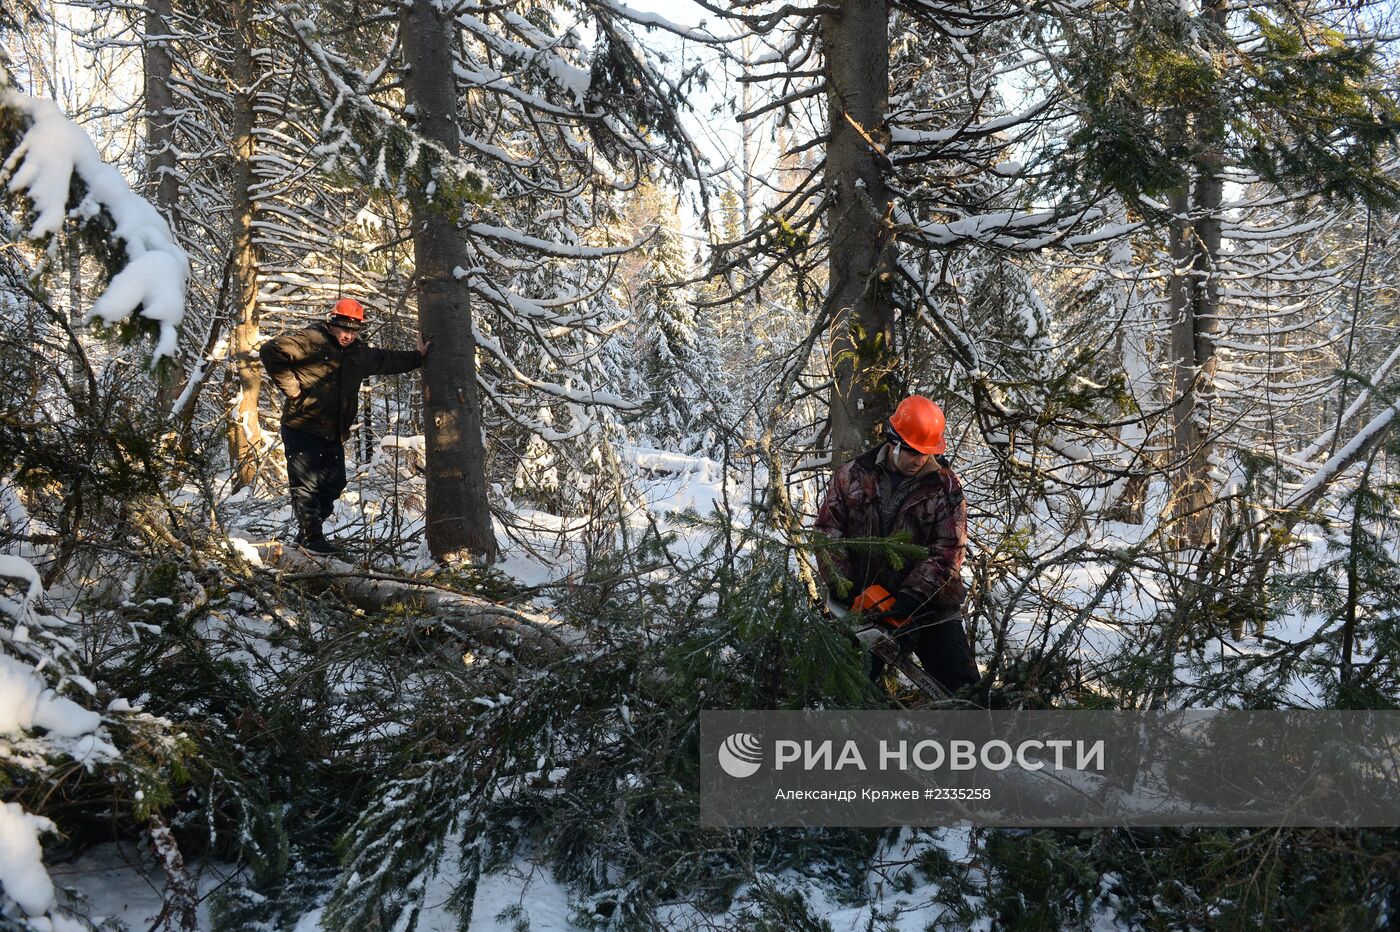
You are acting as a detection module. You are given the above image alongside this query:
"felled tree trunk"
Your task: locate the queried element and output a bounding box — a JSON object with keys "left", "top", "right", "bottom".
{"left": 257, "top": 543, "right": 577, "bottom": 660}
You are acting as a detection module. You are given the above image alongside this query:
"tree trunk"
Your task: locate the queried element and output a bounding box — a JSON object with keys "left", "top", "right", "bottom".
{"left": 1167, "top": 180, "right": 1221, "bottom": 547}
{"left": 401, "top": 0, "right": 498, "bottom": 563}
{"left": 1167, "top": 179, "right": 1208, "bottom": 545}
{"left": 1167, "top": 0, "right": 1226, "bottom": 547}
{"left": 822, "top": 0, "right": 896, "bottom": 464}
{"left": 142, "top": 0, "right": 180, "bottom": 229}
{"left": 1181, "top": 144, "right": 1223, "bottom": 545}
{"left": 145, "top": 0, "right": 183, "bottom": 415}
{"left": 255, "top": 542, "right": 575, "bottom": 660}
{"left": 226, "top": 0, "right": 263, "bottom": 490}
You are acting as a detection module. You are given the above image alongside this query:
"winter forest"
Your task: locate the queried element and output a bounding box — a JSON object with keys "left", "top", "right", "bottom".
{"left": 1, "top": 0, "right": 1399, "bottom": 926}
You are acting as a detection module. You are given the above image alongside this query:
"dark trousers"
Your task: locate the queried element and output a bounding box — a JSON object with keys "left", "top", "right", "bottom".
{"left": 282, "top": 426, "right": 346, "bottom": 531}
{"left": 870, "top": 611, "right": 980, "bottom": 694}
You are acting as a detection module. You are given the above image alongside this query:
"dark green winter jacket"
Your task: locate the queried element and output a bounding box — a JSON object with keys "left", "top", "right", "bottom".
{"left": 259, "top": 323, "right": 423, "bottom": 443}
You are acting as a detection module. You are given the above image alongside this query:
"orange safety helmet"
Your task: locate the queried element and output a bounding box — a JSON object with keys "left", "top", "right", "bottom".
{"left": 330, "top": 297, "right": 366, "bottom": 328}
{"left": 887, "top": 395, "right": 947, "bottom": 455}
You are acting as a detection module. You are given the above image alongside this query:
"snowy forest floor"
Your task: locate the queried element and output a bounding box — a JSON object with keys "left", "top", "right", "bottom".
{"left": 62, "top": 828, "right": 1131, "bottom": 932}
{"left": 29, "top": 435, "right": 1385, "bottom": 931}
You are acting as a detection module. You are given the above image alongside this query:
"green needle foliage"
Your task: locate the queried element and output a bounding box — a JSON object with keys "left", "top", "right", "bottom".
{"left": 1285, "top": 427, "right": 1400, "bottom": 709}
{"left": 1043, "top": 0, "right": 1400, "bottom": 210}
{"left": 322, "top": 511, "right": 888, "bottom": 931}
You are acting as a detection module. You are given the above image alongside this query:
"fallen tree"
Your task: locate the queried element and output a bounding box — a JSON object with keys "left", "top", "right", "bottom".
{"left": 254, "top": 542, "right": 580, "bottom": 660}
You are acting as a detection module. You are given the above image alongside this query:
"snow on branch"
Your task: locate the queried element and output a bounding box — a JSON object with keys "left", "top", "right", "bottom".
{"left": 467, "top": 222, "right": 641, "bottom": 259}
{"left": 1, "top": 91, "right": 190, "bottom": 363}
{"left": 284, "top": 17, "right": 492, "bottom": 201}
{"left": 889, "top": 99, "right": 1054, "bottom": 149}
{"left": 1298, "top": 341, "right": 1400, "bottom": 464}
{"left": 1286, "top": 400, "right": 1400, "bottom": 514}
{"left": 471, "top": 323, "right": 637, "bottom": 412}
{"left": 0, "top": 556, "right": 120, "bottom": 925}
{"left": 901, "top": 206, "right": 1105, "bottom": 251}
{"left": 456, "top": 11, "right": 593, "bottom": 109}
{"left": 582, "top": 0, "right": 726, "bottom": 44}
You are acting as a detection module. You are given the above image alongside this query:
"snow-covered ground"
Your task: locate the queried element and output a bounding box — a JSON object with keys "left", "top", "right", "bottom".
{"left": 50, "top": 844, "right": 235, "bottom": 930}
{"left": 293, "top": 856, "right": 578, "bottom": 932}
{"left": 34, "top": 443, "right": 1354, "bottom": 929}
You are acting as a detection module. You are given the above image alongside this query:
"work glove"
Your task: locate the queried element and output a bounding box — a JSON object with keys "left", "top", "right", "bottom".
{"left": 874, "top": 589, "right": 923, "bottom": 628}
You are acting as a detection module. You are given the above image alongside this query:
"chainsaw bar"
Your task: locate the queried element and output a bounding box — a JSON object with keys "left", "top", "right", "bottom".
{"left": 829, "top": 601, "right": 953, "bottom": 701}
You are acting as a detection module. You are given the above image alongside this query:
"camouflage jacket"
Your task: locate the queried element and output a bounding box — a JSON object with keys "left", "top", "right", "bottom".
{"left": 814, "top": 444, "right": 967, "bottom": 612}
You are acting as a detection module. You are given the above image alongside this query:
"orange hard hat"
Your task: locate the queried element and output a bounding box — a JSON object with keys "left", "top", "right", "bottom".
{"left": 331, "top": 297, "right": 365, "bottom": 322}
{"left": 887, "top": 395, "right": 947, "bottom": 455}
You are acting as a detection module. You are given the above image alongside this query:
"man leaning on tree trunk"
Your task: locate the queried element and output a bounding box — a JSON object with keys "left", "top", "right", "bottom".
{"left": 259, "top": 298, "right": 429, "bottom": 556}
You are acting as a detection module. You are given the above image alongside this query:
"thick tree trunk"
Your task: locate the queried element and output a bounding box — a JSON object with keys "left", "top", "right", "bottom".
{"left": 401, "top": 0, "right": 498, "bottom": 563}
{"left": 227, "top": 0, "right": 263, "bottom": 490}
{"left": 822, "top": 0, "right": 896, "bottom": 464}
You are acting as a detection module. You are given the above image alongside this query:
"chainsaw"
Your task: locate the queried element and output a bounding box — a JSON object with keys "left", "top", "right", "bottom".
{"left": 828, "top": 584, "right": 952, "bottom": 701}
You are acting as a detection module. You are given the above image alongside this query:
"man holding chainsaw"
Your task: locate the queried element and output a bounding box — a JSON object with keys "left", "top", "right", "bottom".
{"left": 815, "top": 395, "right": 980, "bottom": 695}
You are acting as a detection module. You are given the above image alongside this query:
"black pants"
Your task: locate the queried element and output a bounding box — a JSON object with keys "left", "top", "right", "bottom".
{"left": 870, "top": 611, "right": 980, "bottom": 694}
{"left": 282, "top": 426, "right": 346, "bottom": 531}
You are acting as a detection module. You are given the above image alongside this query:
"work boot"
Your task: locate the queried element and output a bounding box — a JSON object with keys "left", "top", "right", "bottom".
{"left": 298, "top": 523, "right": 339, "bottom": 557}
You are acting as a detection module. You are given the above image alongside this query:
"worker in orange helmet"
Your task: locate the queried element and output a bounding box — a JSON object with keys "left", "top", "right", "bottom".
{"left": 814, "top": 395, "right": 980, "bottom": 695}
{"left": 260, "top": 298, "right": 430, "bottom": 555}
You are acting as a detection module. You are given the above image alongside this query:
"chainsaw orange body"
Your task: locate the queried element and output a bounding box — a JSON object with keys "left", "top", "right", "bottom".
{"left": 851, "top": 584, "right": 911, "bottom": 628}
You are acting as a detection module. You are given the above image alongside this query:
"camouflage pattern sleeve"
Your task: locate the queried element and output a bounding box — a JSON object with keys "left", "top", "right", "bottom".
{"left": 814, "top": 464, "right": 856, "bottom": 595}
{"left": 900, "top": 472, "right": 968, "bottom": 608}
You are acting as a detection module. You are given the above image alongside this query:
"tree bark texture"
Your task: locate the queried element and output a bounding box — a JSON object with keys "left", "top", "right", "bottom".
{"left": 1167, "top": 0, "right": 1226, "bottom": 548}
{"left": 822, "top": 0, "right": 896, "bottom": 464}
{"left": 142, "top": 0, "right": 180, "bottom": 230}
{"left": 145, "top": 0, "right": 183, "bottom": 415}
{"left": 401, "top": 0, "right": 498, "bottom": 563}
{"left": 227, "top": 0, "right": 263, "bottom": 490}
